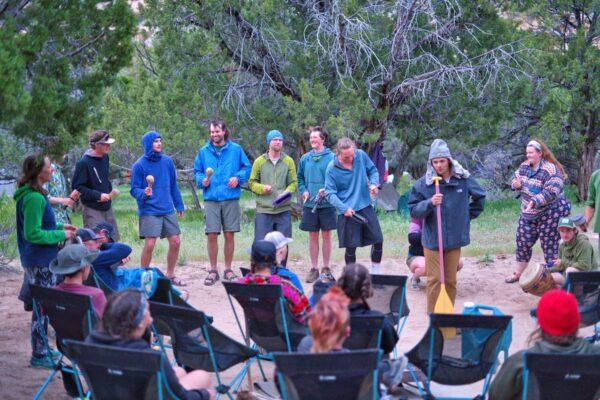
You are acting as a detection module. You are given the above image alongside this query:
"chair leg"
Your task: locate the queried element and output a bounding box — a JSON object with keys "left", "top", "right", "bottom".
{"left": 255, "top": 357, "right": 268, "bottom": 382}
{"left": 32, "top": 368, "right": 60, "bottom": 400}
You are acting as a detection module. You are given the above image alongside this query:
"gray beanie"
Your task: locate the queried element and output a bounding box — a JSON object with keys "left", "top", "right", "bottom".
{"left": 428, "top": 139, "right": 452, "bottom": 161}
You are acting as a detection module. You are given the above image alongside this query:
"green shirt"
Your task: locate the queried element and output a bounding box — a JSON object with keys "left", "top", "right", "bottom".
{"left": 586, "top": 169, "right": 600, "bottom": 233}
{"left": 548, "top": 233, "right": 598, "bottom": 274}
{"left": 248, "top": 153, "right": 297, "bottom": 214}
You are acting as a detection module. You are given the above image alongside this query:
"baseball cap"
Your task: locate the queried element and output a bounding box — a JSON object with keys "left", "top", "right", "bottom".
{"left": 89, "top": 130, "right": 115, "bottom": 146}
{"left": 264, "top": 231, "right": 293, "bottom": 249}
{"left": 251, "top": 240, "right": 277, "bottom": 264}
{"left": 93, "top": 222, "right": 116, "bottom": 242}
{"left": 76, "top": 228, "right": 102, "bottom": 242}
{"left": 557, "top": 217, "right": 575, "bottom": 229}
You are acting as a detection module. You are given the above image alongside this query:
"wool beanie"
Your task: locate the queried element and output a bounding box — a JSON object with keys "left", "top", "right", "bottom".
{"left": 428, "top": 139, "right": 452, "bottom": 161}
{"left": 537, "top": 289, "right": 580, "bottom": 336}
{"left": 266, "top": 130, "right": 284, "bottom": 145}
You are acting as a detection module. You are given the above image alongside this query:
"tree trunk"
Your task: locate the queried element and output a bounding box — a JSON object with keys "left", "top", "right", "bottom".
{"left": 187, "top": 180, "right": 202, "bottom": 210}
{"left": 577, "top": 135, "right": 598, "bottom": 202}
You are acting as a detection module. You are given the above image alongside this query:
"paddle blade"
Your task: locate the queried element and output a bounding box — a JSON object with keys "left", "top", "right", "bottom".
{"left": 434, "top": 284, "right": 456, "bottom": 339}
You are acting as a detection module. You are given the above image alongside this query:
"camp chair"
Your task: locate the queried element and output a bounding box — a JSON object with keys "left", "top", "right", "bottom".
{"left": 29, "top": 284, "right": 96, "bottom": 400}
{"left": 149, "top": 301, "right": 259, "bottom": 399}
{"left": 63, "top": 339, "right": 188, "bottom": 400}
{"left": 273, "top": 349, "right": 381, "bottom": 400}
{"left": 566, "top": 271, "right": 600, "bottom": 343}
{"left": 406, "top": 313, "right": 512, "bottom": 400}
{"left": 344, "top": 314, "right": 385, "bottom": 351}
{"left": 370, "top": 274, "right": 410, "bottom": 355}
{"left": 522, "top": 352, "right": 600, "bottom": 400}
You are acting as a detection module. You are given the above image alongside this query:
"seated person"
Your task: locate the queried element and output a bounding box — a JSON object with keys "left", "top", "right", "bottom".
{"left": 86, "top": 289, "right": 215, "bottom": 399}
{"left": 295, "top": 286, "right": 406, "bottom": 393}
{"left": 489, "top": 289, "right": 600, "bottom": 400}
{"left": 407, "top": 217, "right": 463, "bottom": 289}
{"left": 239, "top": 240, "right": 311, "bottom": 323}
{"left": 549, "top": 217, "right": 598, "bottom": 287}
{"left": 93, "top": 221, "right": 118, "bottom": 245}
{"left": 337, "top": 263, "right": 399, "bottom": 354}
{"left": 51, "top": 244, "right": 107, "bottom": 318}
{"left": 264, "top": 231, "right": 304, "bottom": 292}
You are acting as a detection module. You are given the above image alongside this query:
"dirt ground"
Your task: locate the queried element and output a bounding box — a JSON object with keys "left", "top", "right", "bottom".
{"left": 2, "top": 252, "right": 592, "bottom": 399}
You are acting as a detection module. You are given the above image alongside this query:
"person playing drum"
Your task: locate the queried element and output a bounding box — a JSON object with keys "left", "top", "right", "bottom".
{"left": 548, "top": 217, "right": 598, "bottom": 286}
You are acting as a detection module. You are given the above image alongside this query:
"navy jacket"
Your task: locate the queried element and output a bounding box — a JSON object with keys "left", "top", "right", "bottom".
{"left": 408, "top": 175, "right": 485, "bottom": 250}
{"left": 72, "top": 151, "right": 112, "bottom": 211}
{"left": 93, "top": 243, "right": 132, "bottom": 291}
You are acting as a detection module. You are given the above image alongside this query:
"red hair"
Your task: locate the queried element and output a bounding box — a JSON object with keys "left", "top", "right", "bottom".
{"left": 308, "top": 286, "right": 350, "bottom": 353}
{"left": 528, "top": 138, "right": 567, "bottom": 178}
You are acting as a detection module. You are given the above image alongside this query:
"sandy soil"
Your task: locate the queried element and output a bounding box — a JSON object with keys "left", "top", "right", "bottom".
{"left": 2, "top": 252, "right": 592, "bottom": 399}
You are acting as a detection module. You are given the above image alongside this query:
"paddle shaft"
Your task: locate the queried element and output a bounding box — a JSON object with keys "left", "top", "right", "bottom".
{"left": 434, "top": 178, "right": 446, "bottom": 285}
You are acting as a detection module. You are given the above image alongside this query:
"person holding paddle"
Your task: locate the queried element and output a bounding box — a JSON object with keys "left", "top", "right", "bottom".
{"left": 408, "top": 139, "right": 486, "bottom": 313}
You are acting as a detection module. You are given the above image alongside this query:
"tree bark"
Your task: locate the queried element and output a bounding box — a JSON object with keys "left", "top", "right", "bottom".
{"left": 577, "top": 130, "right": 598, "bottom": 202}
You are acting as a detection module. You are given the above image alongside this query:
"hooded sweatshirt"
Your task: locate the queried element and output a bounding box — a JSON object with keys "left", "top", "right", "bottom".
{"left": 130, "top": 131, "right": 184, "bottom": 216}
{"left": 92, "top": 242, "right": 133, "bottom": 291}
{"left": 72, "top": 150, "right": 113, "bottom": 211}
{"left": 408, "top": 139, "right": 486, "bottom": 250}
{"left": 548, "top": 233, "right": 598, "bottom": 274}
{"left": 488, "top": 338, "right": 600, "bottom": 400}
{"left": 14, "top": 185, "right": 66, "bottom": 268}
{"left": 325, "top": 149, "right": 379, "bottom": 215}
{"left": 86, "top": 330, "right": 210, "bottom": 400}
{"left": 297, "top": 147, "right": 334, "bottom": 209}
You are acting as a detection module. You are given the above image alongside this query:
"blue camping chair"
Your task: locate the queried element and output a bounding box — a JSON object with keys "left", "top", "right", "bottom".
{"left": 566, "top": 270, "right": 600, "bottom": 343}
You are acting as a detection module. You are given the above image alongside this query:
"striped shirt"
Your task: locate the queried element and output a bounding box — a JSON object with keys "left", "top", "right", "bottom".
{"left": 513, "top": 159, "right": 564, "bottom": 219}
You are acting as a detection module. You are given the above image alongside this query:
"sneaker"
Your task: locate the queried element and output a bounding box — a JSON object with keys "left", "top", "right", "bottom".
{"left": 306, "top": 268, "right": 320, "bottom": 283}
{"left": 320, "top": 267, "right": 335, "bottom": 283}
{"left": 29, "top": 355, "right": 55, "bottom": 369}
{"left": 410, "top": 275, "right": 420, "bottom": 290}
{"left": 48, "top": 347, "right": 62, "bottom": 360}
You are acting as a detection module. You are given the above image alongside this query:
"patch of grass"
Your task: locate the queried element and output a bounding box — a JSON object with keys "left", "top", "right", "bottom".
{"left": 1, "top": 185, "right": 588, "bottom": 267}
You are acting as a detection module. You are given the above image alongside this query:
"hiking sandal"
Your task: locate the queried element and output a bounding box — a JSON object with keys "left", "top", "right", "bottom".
{"left": 204, "top": 270, "right": 220, "bottom": 286}
{"left": 504, "top": 272, "right": 520, "bottom": 284}
{"left": 223, "top": 269, "right": 238, "bottom": 282}
{"left": 167, "top": 275, "right": 188, "bottom": 287}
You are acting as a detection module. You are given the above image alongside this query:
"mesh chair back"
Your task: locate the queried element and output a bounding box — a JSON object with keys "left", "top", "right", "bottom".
{"left": 222, "top": 282, "right": 308, "bottom": 352}
{"left": 63, "top": 339, "right": 164, "bottom": 400}
{"left": 84, "top": 269, "right": 114, "bottom": 297}
{"left": 567, "top": 271, "right": 600, "bottom": 327}
{"left": 273, "top": 349, "right": 380, "bottom": 400}
{"left": 524, "top": 352, "right": 600, "bottom": 400}
{"left": 239, "top": 267, "right": 250, "bottom": 277}
{"left": 148, "top": 278, "right": 192, "bottom": 308}
{"left": 29, "top": 284, "right": 94, "bottom": 354}
{"left": 407, "top": 313, "right": 512, "bottom": 385}
{"left": 370, "top": 274, "right": 410, "bottom": 324}
{"left": 149, "top": 301, "right": 258, "bottom": 372}
{"left": 343, "top": 315, "right": 385, "bottom": 350}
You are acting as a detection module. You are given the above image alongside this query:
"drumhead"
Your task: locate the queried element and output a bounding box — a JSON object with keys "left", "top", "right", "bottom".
{"left": 519, "top": 263, "right": 543, "bottom": 287}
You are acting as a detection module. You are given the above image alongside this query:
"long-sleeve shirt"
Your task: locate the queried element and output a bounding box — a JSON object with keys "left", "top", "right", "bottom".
{"left": 324, "top": 149, "right": 379, "bottom": 215}
{"left": 512, "top": 159, "right": 565, "bottom": 220}
{"left": 248, "top": 153, "right": 297, "bottom": 214}
{"left": 548, "top": 233, "right": 598, "bottom": 274}
{"left": 585, "top": 169, "right": 600, "bottom": 233}
{"left": 72, "top": 151, "right": 113, "bottom": 211}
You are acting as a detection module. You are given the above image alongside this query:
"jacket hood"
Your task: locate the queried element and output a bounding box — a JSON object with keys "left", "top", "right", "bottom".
{"left": 310, "top": 147, "right": 332, "bottom": 158}
{"left": 142, "top": 131, "right": 162, "bottom": 162}
{"left": 13, "top": 184, "right": 36, "bottom": 203}
{"left": 88, "top": 330, "right": 146, "bottom": 349}
{"left": 563, "top": 232, "right": 588, "bottom": 248}
{"left": 532, "top": 338, "right": 594, "bottom": 354}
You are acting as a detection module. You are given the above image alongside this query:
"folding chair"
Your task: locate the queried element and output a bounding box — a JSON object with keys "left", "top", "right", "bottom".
{"left": 406, "top": 313, "right": 512, "bottom": 400}
{"left": 344, "top": 315, "right": 385, "bottom": 351}
{"left": 63, "top": 339, "right": 185, "bottom": 400}
{"left": 369, "top": 274, "right": 410, "bottom": 355}
{"left": 149, "top": 301, "right": 259, "bottom": 399}
{"left": 566, "top": 271, "right": 600, "bottom": 343}
{"left": 273, "top": 349, "right": 381, "bottom": 400}
{"left": 29, "top": 284, "right": 96, "bottom": 400}
{"left": 522, "top": 352, "right": 600, "bottom": 400}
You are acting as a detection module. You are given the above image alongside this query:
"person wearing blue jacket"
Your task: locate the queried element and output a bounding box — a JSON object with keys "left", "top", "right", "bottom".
{"left": 130, "top": 131, "right": 186, "bottom": 286}
{"left": 408, "top": 139, "right": 486, "bottom": 313}
{"left": 194, "top": 119, "right": 251, "bottom": 285}
{"left": 325, "top": 138, "right": 384, "bottom": 271}
{"left": 298, "top": 126, "right": 336, "bottom": 283}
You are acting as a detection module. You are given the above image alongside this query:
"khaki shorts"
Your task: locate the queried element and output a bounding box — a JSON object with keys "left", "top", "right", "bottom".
{"left": 204, "top": 200, "right": 241, "bottom": 234}
{"left": 82, "top": 205, "right": 120, "bottom": 241}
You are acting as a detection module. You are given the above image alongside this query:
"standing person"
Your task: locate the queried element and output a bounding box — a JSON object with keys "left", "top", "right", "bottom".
{"left": 46, "top": 159, "right": 79, "bottom": 225}
{"left": 72, "top": 130, "right": 120, "bottom": 241}
{"left": 408, "top": 139, "right": 486, "bottom": 313}
{"left": 505, "top": 139, "right": 571, "bottom": 284}
{"left": 324, "top": 138, "right": 383, "bottom": 271}
{"left": 130, "top": 131, "right": 185, "bottom": 286}
{"left": 194, "top": 119, "right": 251, "bottom": 286}
{"left": 248, "top": 130, "right": 297, "bottom": 261}
{"left": 548, "top": 217, "right": 598, "bottom": 286}
{"left": 297, "top": 126, "right": 336, "bottom": 283}
{"left": 584, "top": 169, "right": 600, "bottom": 250}
{"left": 14, "top": 154, "right": 77, "bottom": 368}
